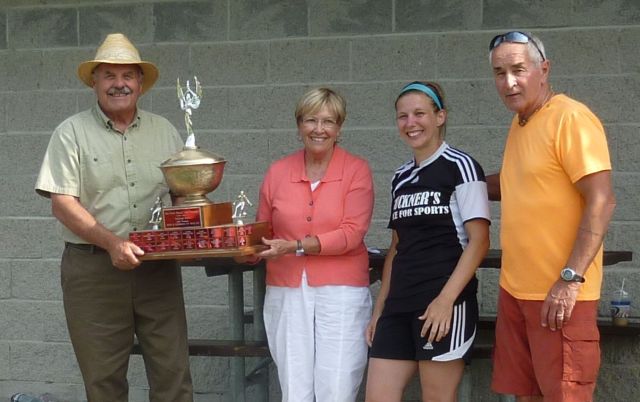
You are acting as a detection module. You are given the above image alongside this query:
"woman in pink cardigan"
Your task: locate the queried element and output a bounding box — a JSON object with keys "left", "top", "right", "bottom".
{"left": 253, "top": 87, "right": 374, "bottom": 401}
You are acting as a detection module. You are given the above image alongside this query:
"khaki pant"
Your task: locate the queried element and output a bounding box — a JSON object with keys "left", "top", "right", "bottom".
{"left": 61, "top": 244, "right": 193, "bottom": 402}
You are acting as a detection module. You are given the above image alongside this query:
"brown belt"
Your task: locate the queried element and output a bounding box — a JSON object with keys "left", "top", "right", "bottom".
{"left": 65, "top": 242, "right": 108, "bottom": 254}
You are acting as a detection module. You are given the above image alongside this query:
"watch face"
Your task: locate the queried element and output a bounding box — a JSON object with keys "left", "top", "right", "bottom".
{"left": 561, "top": 268, "right": 575, "bottom": 281}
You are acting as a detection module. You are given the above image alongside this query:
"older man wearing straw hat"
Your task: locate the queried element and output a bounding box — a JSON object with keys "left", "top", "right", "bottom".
{"left": 35, "top": 33, "right": 193, "bottom": 401}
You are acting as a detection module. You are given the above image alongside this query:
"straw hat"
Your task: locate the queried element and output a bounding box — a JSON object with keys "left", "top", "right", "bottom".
{"left": 77, "top": 33, "right": 158, "bottom": 94}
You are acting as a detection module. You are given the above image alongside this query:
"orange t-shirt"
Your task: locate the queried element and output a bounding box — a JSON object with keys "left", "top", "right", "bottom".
{"left": 500, "top": 94, "right": 612, "bottom": 301}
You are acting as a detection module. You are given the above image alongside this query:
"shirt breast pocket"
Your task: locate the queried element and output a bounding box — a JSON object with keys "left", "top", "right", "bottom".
{"left": 82, "top": 152, "right": 118, "bottom": 194}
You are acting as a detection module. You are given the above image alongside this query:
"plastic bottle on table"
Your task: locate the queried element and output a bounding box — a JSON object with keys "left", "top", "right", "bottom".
{"left": 10, "top": 394, "right": 43, "bottom": 402}
{"left": 610, "top": 278, "right": 631, "bottom": 327}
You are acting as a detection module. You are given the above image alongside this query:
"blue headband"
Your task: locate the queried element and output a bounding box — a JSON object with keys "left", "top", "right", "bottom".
{"left": 399, "top": 83, "right": 443, "bottom": 110}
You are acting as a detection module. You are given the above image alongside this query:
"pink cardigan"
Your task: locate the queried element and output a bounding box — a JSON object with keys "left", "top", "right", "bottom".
{"left": 257, "top": 146, "right": 374, "bottom": 287}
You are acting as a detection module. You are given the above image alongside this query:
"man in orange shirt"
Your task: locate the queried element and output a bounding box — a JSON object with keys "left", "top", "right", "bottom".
{"left": 487, "top": 31, "right": 616, "bottom": 402}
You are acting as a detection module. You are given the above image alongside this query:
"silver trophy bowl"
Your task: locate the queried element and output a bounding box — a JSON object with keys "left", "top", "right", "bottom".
{"left": 160, "top": 147, "right": 227, "bottom": 206}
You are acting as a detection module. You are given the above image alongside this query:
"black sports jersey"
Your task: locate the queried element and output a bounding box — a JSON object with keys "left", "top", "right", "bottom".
{"left": 385, "top": 142, "right": 490, "bottom": 312}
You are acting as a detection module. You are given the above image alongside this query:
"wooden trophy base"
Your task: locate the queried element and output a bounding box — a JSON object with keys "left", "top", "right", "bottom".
{"left": 130, "top": 221, "right": 272, "bottom": 261}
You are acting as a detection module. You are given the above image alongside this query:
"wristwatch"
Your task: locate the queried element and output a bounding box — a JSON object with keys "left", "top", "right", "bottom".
{"left": 295, "top": 239, "right": 305, "bottom": 257}
{"left": 560, "top": 267, "right": 585, "bottom": 283}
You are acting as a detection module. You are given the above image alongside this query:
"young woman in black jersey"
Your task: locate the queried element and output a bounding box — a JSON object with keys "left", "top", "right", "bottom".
{"left": 365, "top": 82, "right": 491, "bottom": 402}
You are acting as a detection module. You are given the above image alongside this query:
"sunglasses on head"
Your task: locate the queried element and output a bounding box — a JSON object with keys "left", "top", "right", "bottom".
{"left": 489, "top": 31, "right": 546, "bottom": 61}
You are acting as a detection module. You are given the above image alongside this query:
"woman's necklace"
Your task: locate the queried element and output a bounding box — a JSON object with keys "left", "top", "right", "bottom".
{"left": 518, "top": 90, "right": 555, "bottom": 126}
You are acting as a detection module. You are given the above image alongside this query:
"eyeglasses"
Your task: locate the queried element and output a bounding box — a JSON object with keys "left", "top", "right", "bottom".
{"left": 489, "top": 31, "right": 546, "bottom": 61}
{"left": 301, "top": 117, "right": 338, "bottom": 130}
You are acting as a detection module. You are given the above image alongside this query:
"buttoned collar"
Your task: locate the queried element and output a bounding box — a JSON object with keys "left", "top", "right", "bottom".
{"left": 290, "top": 145, "right": 347, "bottom": 183}
{"left": 92, "top": 104, "right": 141, "bottom": 133}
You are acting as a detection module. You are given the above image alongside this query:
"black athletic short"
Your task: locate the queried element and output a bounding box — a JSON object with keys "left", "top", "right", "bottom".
{"left": 369, "top": 295, "right": 478, "bottom": 363}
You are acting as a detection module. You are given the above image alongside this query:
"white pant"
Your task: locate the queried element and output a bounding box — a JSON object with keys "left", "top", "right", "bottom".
{"left": 264, "top": 272, "right": 372, "bottom": 402}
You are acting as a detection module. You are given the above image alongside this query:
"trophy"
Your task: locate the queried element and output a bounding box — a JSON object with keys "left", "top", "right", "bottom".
{"left": 129, "top": 77, "right": 271, "bottom": 260}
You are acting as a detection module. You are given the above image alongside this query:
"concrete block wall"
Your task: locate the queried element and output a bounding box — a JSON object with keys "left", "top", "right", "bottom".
{"left": 0, "top": 0, "right": 638, "bottom": 401}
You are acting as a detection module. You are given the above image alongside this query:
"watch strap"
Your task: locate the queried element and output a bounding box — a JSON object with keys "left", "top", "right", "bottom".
{"left": 295, "top": 239, "right": 305, "bottom": 256}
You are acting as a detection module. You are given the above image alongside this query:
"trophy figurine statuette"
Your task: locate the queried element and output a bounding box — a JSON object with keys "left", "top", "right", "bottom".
{"left": 128, "top": 77, "right": 271, "bottom": 260}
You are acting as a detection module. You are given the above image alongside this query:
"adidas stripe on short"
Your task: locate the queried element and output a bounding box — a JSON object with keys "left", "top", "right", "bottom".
{"left": 369, "top": 295, "right": 478, "bottom": 363}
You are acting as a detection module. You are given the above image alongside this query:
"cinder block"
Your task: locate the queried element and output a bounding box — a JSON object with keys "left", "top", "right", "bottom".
{"left": 0, "top": 218, "right": 54, "bottom": 259}
{"left": 0, "top": 134, "right": 50, "bottom": 175}
{"left": 436, "top": 32, "right": 494, "bottom": 80}
{"left": 40, "top": 303, "right": 69, "bottom": 343}
{"left": 0, "top": 11, "right": 6, "bottom": 49}
{"left": 571, "top": 0, "right": 640, "bottom": 26}
{"left": 185, "top": 305, "right": 230, "bottom": 339}
{"left": 309, "top": 0, "right": 392, "bottom": 36}
{"left": 7, "top": 92, "right": 76, "bottom": 132}
{"left": 561, "top": 76, "right": 640, "bottom": 125}
{"left": 3, "top": 50, "right": 42, "bottom": 91}
{"left": 9, "top": 341, "right": 80, "bottom": 383}
{"left": 468, "top": 359, "right": 497, "bottom": 401}
{"left": 447, "top": 126, "right": 508, "bottom": 174}
{"left": 0, "top": 175, "right": 50, "bottom": 218}
{"left": 607, "top": 222, "right": 640, "bottom": 259}
{"left": 77, "top": 89, "right": 97, "bottom": 111}
{"left": 0, "top": 264, "right": 10, "bottom": 299}
{"left": 370, "top": 172, "right": 391, "bottom": 222}
{"left": 341, "top": 127, "right": 406, "bottom": 173}
{"left": 10, "top": 259, "right": 62, "bottom": 301}
{"left": 599, "top": 320, "right": 640, "bottom": 364}
{"left": 478, "top": 268, "right": 500, "bottom": 315}
{"left": 539, "top": 30, "right": 620, "bottom": 76}
{"left": 181, "top": 268, "right": 230, "bottom": 306}
{"left": 191, "top": 42, "right": 268, "bottom": 86}
{"left": 351, "top": 35, "right": 437, "bottom": 82}
{"left": 229, "top": 0, "right": 308, "bottom": 40}
{"left": 190, "top": 356, "right": 230, "bottom": 392}
{"left": 481, "top": 0, "right": 571, "bottom": 29}
{"left": 608, "top": 124, "right": 640, "bottom": 173}
{"left": 266, "top": 129, "right": 303, "bottom": 162}
{"left": 332, "top": 82, "right": 399, "bottom": 129}
{"left": 396, "top": 0, "right": 482, "bottom": 33}
{"left": 126, "top": 355, "right": 150, "bottom": 387}
{"left": 489, "top": 221, "right": 501, "bottom": 250}
{"left": 619, "top": 27, "right": 640, "bottom": 75}
{"left": 0, "top": 71, "right": 7, "bottom": 123}
{"left": 595, "top": 364, "right": 640, "bottom": 401}
{"left": 489, "top": 202, "right": 501, "bottom": 221}
{"left": 226, "top": 85, "right": 305, "bottom": 130}
{"left": 364, "top": 220, "right": 391, "bottom": 249}
{"left": 8, "top": 8, "right": 77, "bottom": 48}
{"left": 153, "top": 1, "right": 227, "bottom": 42}
{"left": 269, "top": 39, "right": 349, "bottom": 83}
{"left": 611, "top": 173, "right": 640, "bottom": 221}
{"left": 38, "top": 219, "right": 64, "bottom": 259}
{"left": 79, "top": 4, "right": 153, "bottom": 46}
{"left": 441, "top": 80, "right": 513, "bottom": 127}
{"left": 0, "top": 343, "right": 10, "bottom": 381}
{"left": 43, "top": 48, "right": 92, "bottom": 91}
{"left": 0, "top": 301, "right": 46, "bottom": 341}
{"left": 136, "top": 43, "right": 190, "bottom": 89}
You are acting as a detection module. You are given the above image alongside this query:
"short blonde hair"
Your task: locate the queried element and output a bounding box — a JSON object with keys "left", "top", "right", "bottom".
{"left": 295, "top": 87, "right": 346, "bottom": 126}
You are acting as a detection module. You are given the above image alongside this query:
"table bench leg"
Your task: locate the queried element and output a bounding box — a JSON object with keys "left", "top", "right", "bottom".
{"left": 229, "top": 269, "right": 246, "bottom": 402}
{"left": 252, "top": 265, "right": 268, "bottom": 401}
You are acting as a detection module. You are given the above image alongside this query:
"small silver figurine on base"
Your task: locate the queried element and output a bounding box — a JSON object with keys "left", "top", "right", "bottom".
{"left": 148, "top": 196, "right": 164, "bottom": 230}
{"left": 232, "top": 191, "right": 253, "bottom": 225}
